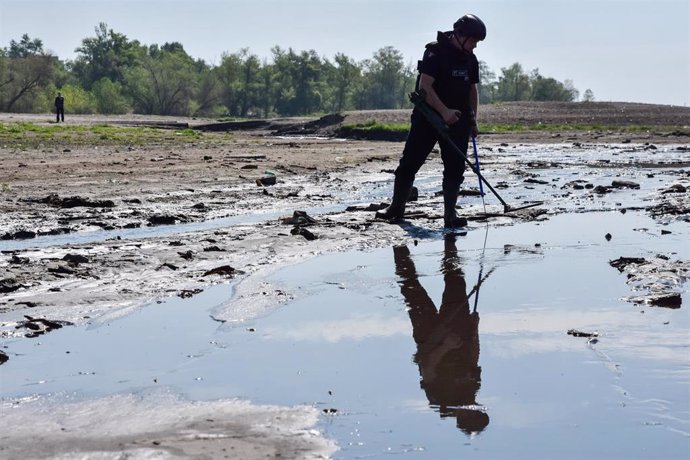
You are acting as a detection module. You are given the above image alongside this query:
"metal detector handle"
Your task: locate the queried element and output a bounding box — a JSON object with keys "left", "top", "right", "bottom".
{"left": 471, "top": 136, "right": 485, "bottom": 197}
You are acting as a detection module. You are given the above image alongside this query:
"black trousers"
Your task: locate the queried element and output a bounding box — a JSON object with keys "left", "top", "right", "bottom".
{"left": 56, "top": 107, "right": 64, "bottom": 122}
{"left": 394, "top": 109, "right": 471, "bottom": 189}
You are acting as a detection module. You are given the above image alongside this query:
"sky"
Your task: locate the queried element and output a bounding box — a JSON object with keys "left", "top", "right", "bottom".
{"left": 1, "top": 0, "right": 688, "bottom": 106}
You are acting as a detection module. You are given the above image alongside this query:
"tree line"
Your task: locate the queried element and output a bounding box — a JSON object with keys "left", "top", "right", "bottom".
{"left": 0, "top": 23, "right": 592, "bottom": 117}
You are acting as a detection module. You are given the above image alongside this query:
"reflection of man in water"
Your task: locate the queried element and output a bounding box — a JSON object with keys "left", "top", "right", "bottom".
{"left": 394, "top": 234, "right": 489, "bottom": 435}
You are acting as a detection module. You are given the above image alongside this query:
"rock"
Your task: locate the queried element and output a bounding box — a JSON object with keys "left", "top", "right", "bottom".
{"left": 0, "top": 350, "right": 8, "bottom": 365}
{"left": 256, "top": 173, "right": 277, "bottom": 186}
{"left": 611, "top": 180, "right": 640, "bottom": 189}
{"left": 281, "top": 210, "right": 317, "bottom": 225}
{"left": 148, "top": 215, "right": 177, "bottom": 226}
{"left": 593, "top": 185, "right": 611, "bottom": 194}
{"left": 662, "top": 184, "right": 687, "bottom": 194}
{"left": 609, "top": 256, "right": 647, "bottom": 272}
{"left": 37, "top": 194, "right": 116, "bottom": 208}
{"left": 345, "top": 203, "right": 387, "bottom": 212}
{"left": 524, "top": 178, "right": 550, "bottom": 185}
{"left": 63, "top": 253, "right": 89, "bottom": 265}
{"left": 203, "top": 265, "right": 237, "bottom": 277}
{"left": 178, "top": 288, "right": 203, "bottom": 298}
{"left": 0, "top": 278, "right": 22, "bottom": 293}
{"left": 605, "top": 233, "right": 612, "bottom": 241}
{"left": 17, "top": 315, "right": 73, "bottom": 338}
{"left": 202, "top": 245, "right": 224, "bottom": 252}
{"left": 178, "top": 250, "right": 194, "bottom": 260}
{"left": 648, "top": 293, "right": 682, "bottom": 309}
{"left": 9, "top": 255, "right": 30, "bottom": 265}
{"left": 158, "top": 263, "right": 178, "bottom": 271}
{"left": 2, "top": 230, "right": 37, "bottom": 240}
{"left": 291, "top": 226, "right": 317, "bottom": 240}
{"left": 567, "top": 329, "right": 599, "bottom": 338}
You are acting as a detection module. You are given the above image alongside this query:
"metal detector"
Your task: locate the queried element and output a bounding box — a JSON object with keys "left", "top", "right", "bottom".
{"left": 409, "top": 90, "right": 543, "bottom": 214}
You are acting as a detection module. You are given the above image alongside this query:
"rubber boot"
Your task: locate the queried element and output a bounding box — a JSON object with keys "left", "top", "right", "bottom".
{"left": 443, "top": 182, "right": 468, "bottom": 228}
{"left": 375, "top": 178, "right": 413, "bottom": 221}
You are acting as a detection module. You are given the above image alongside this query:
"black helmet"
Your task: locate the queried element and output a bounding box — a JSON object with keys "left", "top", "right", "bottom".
{"left": 453, "top": 14, "right": 486, "bottom": 41}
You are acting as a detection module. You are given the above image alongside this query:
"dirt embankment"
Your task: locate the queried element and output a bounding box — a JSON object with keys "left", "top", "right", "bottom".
{"left": 197, "top": 101, "right": 690, "bottom": 143}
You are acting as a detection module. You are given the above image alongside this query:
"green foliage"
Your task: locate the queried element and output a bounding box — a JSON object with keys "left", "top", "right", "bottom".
{"left": 92, "top": 78, "right": 130, "bottom": 114}
{"left": 3, "top": 25, "right": 592, "bottom": 117}
{"left": 57, "top": 84, "right": 97, "bottom": 114}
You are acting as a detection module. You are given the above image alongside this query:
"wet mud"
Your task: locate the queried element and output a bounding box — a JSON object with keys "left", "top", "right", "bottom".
{"left": 0, "top": 124, "right": 688, "bottom": 458}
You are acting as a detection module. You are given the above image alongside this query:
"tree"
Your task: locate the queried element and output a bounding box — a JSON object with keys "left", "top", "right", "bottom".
{"left": 0, "top": 45, "right": 55, "bottom": 112}
{"left": 478, "top": 60, "right": 497, "bottom": 103}
{"left": 496, "top": 63, "right": 530, "bottom": 101}
{"left": 329, "top": 53, "right": 361, "bottom": 112}
{"left": 92, "top": 77, "right": 130, "bottom": 114}
{"left": 125, "top": 49, "right": 196, "bottom": 115}
{"left": 8, "top": 34, "right": 44, "bottom": 58}
{"left": 530, "top": 69, "right": 576, "bottom": 101}
{"left": 71, "top": 23, "right": 141, "bottom": 90}
{"left": 271, "top": 47, "right": 324, "bottom": 116}
{"left": 582, "top": 89, "right": 595, "bottom": 102}
{"left": 363, "top": 46, "right": 406, "bottom": 109}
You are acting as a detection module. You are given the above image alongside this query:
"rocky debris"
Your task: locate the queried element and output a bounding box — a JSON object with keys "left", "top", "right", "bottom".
{"left": 0, "top": 350, "right": 8, "bottom": 365}
{"left": 0, "top": 278, "right": 23, "bottom": 293}
{"left": 281, "top": 210, "right": 317, "bottom": 225}
{"left": 178, "top": 250, "right": 194, "bottom": 260}
{"left": 592, "top": 180, "right": 641, "bottom": 194}
{"left": 1, "top": 230, "right": 36, "bottom": 240}
{"left": 345, "top": 203, "right": 388, "bottom": 212}
{"left": 31, "top": 194, "right": 116, "bottom": 208}
{"left": 158, "top": 262, "right": 179, "bottom": 271}
{"left": 627, "top": 293, "right": 682, "bottom": 309}
{"left": 16, "top": 315, "right": 73, "bottom": 338}
{"left": 524, "top": 178, "right": 550, "bottom": 185}
{"left": 610, "top": 255, "right": 688, "bottom": 308}
{"left": 567, "top": 329, "right": 599, "bottom": 338}
{"left": 648, "top": 181, "right": 690, "bottom": 219}
{"left": 562, "top": 180, "right": 594, "bottom": 190}
{"left": 178, "top": 288, "right": 203, "bottom": 299}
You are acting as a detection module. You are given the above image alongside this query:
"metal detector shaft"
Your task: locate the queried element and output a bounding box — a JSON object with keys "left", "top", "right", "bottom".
{"left": 409, "top": 90, "right": 542, "bottom": 213}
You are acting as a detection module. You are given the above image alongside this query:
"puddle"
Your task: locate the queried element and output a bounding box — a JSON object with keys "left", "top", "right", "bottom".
{"left": 1, "top": 210, "right": 687, "bottom": 458}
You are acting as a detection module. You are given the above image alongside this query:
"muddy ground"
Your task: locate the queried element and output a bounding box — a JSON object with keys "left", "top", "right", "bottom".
{"left": 0, "top": 103, "right": 689, "bottom": 458}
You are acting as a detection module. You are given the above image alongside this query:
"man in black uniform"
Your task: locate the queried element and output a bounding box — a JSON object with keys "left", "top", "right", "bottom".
{"left": 54, "top": 92, "right": 65, "bottom": 122}
{"left": 376, "top": 14, "right": 486, "bottom": 228}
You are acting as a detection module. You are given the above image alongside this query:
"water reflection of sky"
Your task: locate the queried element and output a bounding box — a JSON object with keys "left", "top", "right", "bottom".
{"left": 2, "top": 210, "right": 688, "bottom": 459}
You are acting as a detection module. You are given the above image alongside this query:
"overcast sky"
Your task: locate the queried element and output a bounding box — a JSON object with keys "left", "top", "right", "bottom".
{"left": 1, "top": 0, "right": 688, "bottom": 106}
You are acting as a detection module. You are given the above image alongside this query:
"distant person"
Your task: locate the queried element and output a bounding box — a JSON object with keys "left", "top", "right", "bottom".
{"left": 376, "top": 14, "right": 486, "bottom": 227}
{"left": 393, "top": 235, "right": 489, "bottom": 435}
{"left": 54, "top": 92, "right": 65, "bottom": 122}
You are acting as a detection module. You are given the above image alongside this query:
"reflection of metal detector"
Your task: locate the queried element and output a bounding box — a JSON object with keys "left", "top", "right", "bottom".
{"left": 409, "top": 90, "right": 543, "bottom": 214}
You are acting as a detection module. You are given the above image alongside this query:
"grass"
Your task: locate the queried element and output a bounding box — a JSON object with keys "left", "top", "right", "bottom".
{"left": 0, "top": 122, "right": 215, "bottom": 148}
{"left": 341, "top": 120, "right": 687, "bottom": 135}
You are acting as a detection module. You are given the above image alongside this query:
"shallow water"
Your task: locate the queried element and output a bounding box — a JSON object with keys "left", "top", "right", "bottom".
{"left": 2, "top": 210, "right": 688, "bottom": 458}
